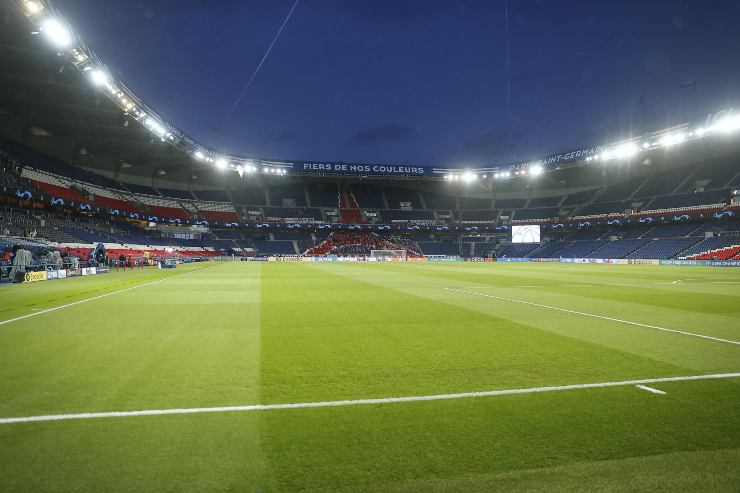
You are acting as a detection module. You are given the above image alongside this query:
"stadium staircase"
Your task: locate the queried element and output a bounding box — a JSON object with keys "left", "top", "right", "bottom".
{"left": 338, "top": 183, "right": 366, "bottom": 224}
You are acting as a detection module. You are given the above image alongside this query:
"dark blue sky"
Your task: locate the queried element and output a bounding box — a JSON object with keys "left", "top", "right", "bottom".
{"left": 54, "top": 0, "right": 740, "bottom": 167}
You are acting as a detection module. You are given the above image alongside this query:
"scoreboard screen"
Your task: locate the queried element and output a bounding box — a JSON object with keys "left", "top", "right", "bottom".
{"left": 511, "top": 225, "right": 541, "bottom": 243}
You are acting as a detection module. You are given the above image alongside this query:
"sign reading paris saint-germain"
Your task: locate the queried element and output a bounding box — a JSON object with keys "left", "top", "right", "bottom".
{"left": 294, "top": 161, "right": 433, "bottom": 177}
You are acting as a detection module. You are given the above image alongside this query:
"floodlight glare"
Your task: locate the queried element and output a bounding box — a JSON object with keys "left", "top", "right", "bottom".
{"left": 194, "top": 151, "right": 204, "bottom": 160}
{"left": 614, "top": 142, "right": 638, "bottom": 159}
{"left": 711, "top": 115, "right": 740, "bottom": 134}
{"left": 530, "top": 165, "right": 543, "bottom": 176}
{"left": 25, "top": 1, "right": 42, "bottom": 14}
{"left": 89, "top": 69, "right": 108, "bottom": 86}
{"left": 660, "top": 132, "right": 687, "bottom": 147}
{"left": 41, "top": 18, "right": 72, "bottom": 48}
{"left": 462, "top": 172, "right": 475, "bottom": 183}
{"left": 215, "top": 158, "right": 227, "bottom": 169}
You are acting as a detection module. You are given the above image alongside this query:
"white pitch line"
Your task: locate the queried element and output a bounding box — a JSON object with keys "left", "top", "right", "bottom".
{"left": 635, "top": 384, "right": 667, "bottom": 395}
{"left": 0, "top": 264, "right": 220, "bottom": 327}
{"left": 444, "top": 287, "right": 740, "bottom": 346}
{"left": 0, "top": 373, "right": 736, "bottom": 425}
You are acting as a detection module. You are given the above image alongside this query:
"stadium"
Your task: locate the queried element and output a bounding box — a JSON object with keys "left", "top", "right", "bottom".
{"left": 0, "top": 1, "right": 738, "bottom": 491}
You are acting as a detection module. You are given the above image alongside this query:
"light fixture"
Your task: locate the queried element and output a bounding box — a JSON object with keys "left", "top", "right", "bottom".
{"left": 194, "top": 151, "right": 204, "bottom": 160}
{"left": 660, "top": 132, "right": 687, "bottom": 147}
{"left": 614, "top": 142, "right": 638, "bottom": 159}
{"left": 25, "top": 1, "right": 42, "bottom": 14}
{"left": 710, "top": 115, "right": 740, "bottom": 134}
{"left": 215, "top": 158, "right": 227, "bottom": 169}
{"left": 529, "top": 165, "right": 543, "bottom": 176}
{"left": 89, "top": 69, "right": 108, "bottom": 85}
{"left": 41, "top": 18, "right": 72, "bottom": 48}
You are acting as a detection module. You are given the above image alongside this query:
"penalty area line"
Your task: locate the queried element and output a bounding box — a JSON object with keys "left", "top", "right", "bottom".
{"left": 0, "top": 372, "right": 738, "bottom": 425}
{"left": 444, "top": 287, "right": 740, "bottom": 346}
{"left": 0, "top": 264, "right": 221, "bottom": 327}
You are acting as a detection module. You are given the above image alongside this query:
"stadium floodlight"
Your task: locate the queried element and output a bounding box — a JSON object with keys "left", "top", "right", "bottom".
{"left": 642, "top": 142, "right": 650, "bottom": 149}
{"left": 601, "top": 150, "right": 612, "bottom": 160}
{"left": 194, "top": 151, "right": 204, "bottom": 160}
{"left": 660, "top": 132, "right": 687, "bottom": 147}
{"left": 89, "top": 69, "right": 108, "bottom": 86}
{"left": 41, "top": 18, "right": 72, "bottom": 48}
{"left": 614, "top": 142, "right": 638, "bottom": 159}
{"left": 215, "top": 158, "right": 227, "bottom": 169}
{"left": 462, "top": 171, "right": 475, "bottom": 183}
{"left": 25, "top": 1, "right": 43, "bottom": 15}
{"left": 529, "top": 165, "right": 543, "bottom": 176}
{"left": 711, "top": 115, "right": 740, "bottom": 134}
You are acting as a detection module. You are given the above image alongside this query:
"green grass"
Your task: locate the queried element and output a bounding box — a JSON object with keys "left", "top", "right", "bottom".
{"left": 0, "top": 261, "right": 738, "bottom": 492}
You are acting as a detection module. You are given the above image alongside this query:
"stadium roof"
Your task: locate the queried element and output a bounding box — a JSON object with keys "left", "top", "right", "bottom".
{"left": 2, "top": 0, "right": 740, "bottom": 187}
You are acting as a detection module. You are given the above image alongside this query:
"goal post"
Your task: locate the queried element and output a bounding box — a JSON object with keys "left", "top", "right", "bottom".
{"left": 370, "top": 249, "right": 407, "bottom": 260}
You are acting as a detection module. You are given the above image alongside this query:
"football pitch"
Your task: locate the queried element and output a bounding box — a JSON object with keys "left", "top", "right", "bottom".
{"left": 0, "top": 261, "right": 738, "bottom": 492}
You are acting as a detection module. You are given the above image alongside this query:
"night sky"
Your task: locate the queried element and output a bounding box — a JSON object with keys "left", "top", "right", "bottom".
{"left": 53, "top": 0, "right": 740, "bottom": 167}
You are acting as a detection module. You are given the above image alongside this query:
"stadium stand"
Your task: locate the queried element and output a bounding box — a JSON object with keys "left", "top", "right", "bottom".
{"left": 626, "top": 237, "right": 701, "bottom": 259}
{"left": 586, "top": 239, "right": 651, "bottom": 258}
{"left": 561, "top": 189, "right": 599, "bottom": 206}
{"left": 528, "top": 196, "right": 563, "bottom": 208}
{"left": 231, "top": 187, "right": 267, "bottom": 205}
{"left": 306, "top": 182, "right": 339, "bottom": 208}
{"left": 269, "top": 183, "right": 307, "bottom": 207}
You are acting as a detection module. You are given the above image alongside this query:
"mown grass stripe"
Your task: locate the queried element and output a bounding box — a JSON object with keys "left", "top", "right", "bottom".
{"left": 0, "top": 264, "right": 220, "bottom": 327}
{"left": 444, "top": 287, "right": 740, "bottom": 345}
